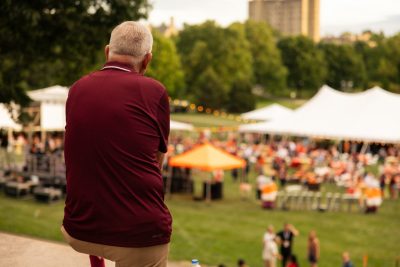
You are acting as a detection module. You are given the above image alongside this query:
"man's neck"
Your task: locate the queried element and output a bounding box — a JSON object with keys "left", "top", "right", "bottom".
{"left": 107, "top": 55, "right": 140, "bottom": 73}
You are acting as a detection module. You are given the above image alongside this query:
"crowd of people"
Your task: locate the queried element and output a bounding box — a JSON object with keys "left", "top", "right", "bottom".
{"left": 215, "top": 222, "right": 354, "bottom": 267}
{"left": 2, "top": 131, "right": 400, "bottom": 203}
{"left": 167, "top": 135, "right": 400, "bottom": 200}
{"left": 261, "top": 223, "right": 356, "bottom": 267}
{"left": 261, "top": 223, "right": 355, "bottom": 267}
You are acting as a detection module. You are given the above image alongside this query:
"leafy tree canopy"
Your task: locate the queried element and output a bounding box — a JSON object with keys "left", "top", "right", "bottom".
{"left": 0, "top": 0, "right": 151, "bottom": 104}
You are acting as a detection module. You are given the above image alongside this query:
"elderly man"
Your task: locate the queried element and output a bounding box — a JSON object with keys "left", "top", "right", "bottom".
{"left": 61, "top": 21, "right": 172, "bottom": 267}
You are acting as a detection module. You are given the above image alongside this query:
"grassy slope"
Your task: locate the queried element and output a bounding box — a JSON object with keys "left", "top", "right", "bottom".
{"left": 0, "top": 174, "right": 399, "bottom": 267}
{"left": 255, "top": 98, "right": 306, "bottom": 109}
{"left": 171, "top": 114, "right": 242, "bottom": 128}
{"left": 170, "top": 99, "right": 306, "bottom": 128}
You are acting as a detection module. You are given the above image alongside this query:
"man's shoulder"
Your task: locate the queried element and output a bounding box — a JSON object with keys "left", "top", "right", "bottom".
{"left": 138, "top": 75, "right": 166, "bottom": 93}
{"left": 69, "top": 72, "right": 97, "bottom": 90}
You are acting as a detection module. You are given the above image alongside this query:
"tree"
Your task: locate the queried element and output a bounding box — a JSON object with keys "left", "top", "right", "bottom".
{"left": 0, "top": 0, "right": 151, "bottom": 104}
{"left": 319, "top": 43, "right": 367, "bottom": 90}
{"left": 192, "top": 67, "right": 228, "bottom": 109}
{"left": 226, "top": 79, "right": 255, "bottom": 113}
{"left": 244, "top": 20, "right": 287, "bottom": 94}
{"left": 383, "top": 33, "right": 400, "bottom": 89}
{"left": 176, "top": 21, "right": 254, "bottom": 110}
{"left": 355, "top": 32, "right": 400, "bottom": 91}
{"left": 177, "top": 21, "right": 229, "bottom": 99}
{"left": 146, "top": 30, "right": 185, "bottom": 98}
{"left": 278, "top": 36, "right": 327, "bottom": 97}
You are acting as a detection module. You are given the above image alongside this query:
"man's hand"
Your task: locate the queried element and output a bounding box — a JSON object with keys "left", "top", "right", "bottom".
{"left": 289, "top": 224, "right": 299, "bottom": 236}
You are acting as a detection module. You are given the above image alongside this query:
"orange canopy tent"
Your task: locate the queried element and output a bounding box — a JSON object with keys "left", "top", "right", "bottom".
{"left": 168, "top": 143, "right": 246, "bottom": 200}
{"left": 169, "top": 143, "right": 246, "bottom": 171}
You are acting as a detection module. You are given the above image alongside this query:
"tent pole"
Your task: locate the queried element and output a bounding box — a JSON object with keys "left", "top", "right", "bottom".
{"left": 42, "top": 130, "right": 47, "bottom": 149}
{"left": 166, "top": 164, "right": 173, "bottom": 200}
{"left": 360, "top": 142, "right": 369, "bottom": 154}
{"left": 207, "top": 173, "right": 212, "bottom": 203}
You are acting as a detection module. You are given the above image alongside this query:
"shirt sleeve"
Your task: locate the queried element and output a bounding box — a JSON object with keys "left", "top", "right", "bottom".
{"left": 156, "top": 90, "right": 170, "bottom": 153}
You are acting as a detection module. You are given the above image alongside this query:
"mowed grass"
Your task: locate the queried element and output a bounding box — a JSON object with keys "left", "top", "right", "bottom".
{"left": 0, "top": 173, "right": 399, "bottom": 267}
{"left": 256, "top": 98, "right": 306, "bottom": 109}
{"left": 170, "top": 98, "right": 306, "bottom": 128}
{"left": 171, "top": 113, "right": 243, "bottom": 128}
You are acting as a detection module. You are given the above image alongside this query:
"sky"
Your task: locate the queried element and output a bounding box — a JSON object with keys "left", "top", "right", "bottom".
{"left": 147, "top": 0, "right": 400, "bottom": 36}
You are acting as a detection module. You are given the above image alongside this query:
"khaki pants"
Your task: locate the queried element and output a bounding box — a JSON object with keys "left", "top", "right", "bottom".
{"left": 61, "top": 226, "right": 169, "bottom": 267}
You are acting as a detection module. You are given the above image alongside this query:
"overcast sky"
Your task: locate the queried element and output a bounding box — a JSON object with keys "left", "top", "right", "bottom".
{"left": 147, "top": 0, "right": 400, "bottom": 36}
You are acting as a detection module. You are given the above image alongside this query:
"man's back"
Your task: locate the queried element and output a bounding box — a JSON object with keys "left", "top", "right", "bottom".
{"left": 63, "top": 61, "right": 171, "bottom": 248}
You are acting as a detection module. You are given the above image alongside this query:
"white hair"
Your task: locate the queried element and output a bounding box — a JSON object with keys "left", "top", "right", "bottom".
{"left": 109, "top": 21, "right": 153, "bottom": 63}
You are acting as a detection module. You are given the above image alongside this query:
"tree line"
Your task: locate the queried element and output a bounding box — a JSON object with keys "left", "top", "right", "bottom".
{"left": 1, "top": 1, "right": 399, "bottom": 113}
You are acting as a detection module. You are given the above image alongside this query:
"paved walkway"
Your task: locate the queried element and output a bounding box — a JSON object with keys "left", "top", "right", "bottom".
{"left": 0, "top": 232, "right": 187, "bottom": 267}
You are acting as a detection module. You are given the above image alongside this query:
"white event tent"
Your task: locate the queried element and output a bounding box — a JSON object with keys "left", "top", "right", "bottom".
{"left": 239, "top": 85, "right": 400, "bottom": 143}
{"left": 241, "top": 103, "right": 293, "bottom": 121}
{"left": 170, "top": 120, "right": 194, "bottom": 131}
{"left": 0, "top": 104, "right": 21, "bottom": 130}
{"left": 28, "top": 85, "right": 69, "bottom": 131}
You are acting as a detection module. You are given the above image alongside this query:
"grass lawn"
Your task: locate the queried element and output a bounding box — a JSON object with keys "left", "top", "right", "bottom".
{"left": 171, "top": 113, "right": 243, "bottom": 128}
{"left": 256, "top": 99, "right": 307, "bottom": 110}
{"left": 0, "top": 173, "right": 399, "bottom": 267}
{"left": 170, "top": 98, "right": 307, "bottom": 128}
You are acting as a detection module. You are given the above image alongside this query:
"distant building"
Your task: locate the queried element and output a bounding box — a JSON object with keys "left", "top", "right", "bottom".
{"left": 321, "top": 31, "right": 377, "bottom": 47}
{"left": 248, "top": 0, "right": 320, "bottom": 42}
{"left": 154, "top": 17, "right": 178, "bottom": 38}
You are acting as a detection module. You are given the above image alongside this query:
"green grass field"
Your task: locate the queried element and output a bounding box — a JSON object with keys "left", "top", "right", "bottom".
{"left": 0, "top": 173, "right": 399, "bottom": 267}
{"left": 255, "top": 99, "right": 306, "bottom": 109}
{"left": 171, "top": 113, "right": 243, "bottom": 128}
{"left": 170, "top": 99, "right": 306, "bottom": 128}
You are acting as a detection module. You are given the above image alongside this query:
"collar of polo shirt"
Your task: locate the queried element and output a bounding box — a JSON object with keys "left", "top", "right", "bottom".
{"left": 101, "top": 61, "right": 137, "bottom": 73}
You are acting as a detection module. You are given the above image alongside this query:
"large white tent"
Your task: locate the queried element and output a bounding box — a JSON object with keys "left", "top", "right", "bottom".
{"left": 28, "top": 85, "right": 69, "bottom": 131}
{"left": 170, "top": 120, "right": 194, "bottom": 131}
{"left": 0, "top": 104, "right": 21, "bottom": 130}
{"left": 241, "top": 103, "right": 293, "bottom": 121}
{"left": 239, "top": 85, "right": 400, "bottom": 143}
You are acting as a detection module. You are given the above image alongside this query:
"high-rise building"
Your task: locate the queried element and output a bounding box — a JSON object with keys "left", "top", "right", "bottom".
{"left": 249, "top": 0, "right": 320, "bottom": 42}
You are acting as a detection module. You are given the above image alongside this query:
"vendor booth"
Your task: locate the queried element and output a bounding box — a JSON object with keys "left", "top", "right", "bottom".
{"left": 169, "top": 143, "right": 246, "bottom": 201}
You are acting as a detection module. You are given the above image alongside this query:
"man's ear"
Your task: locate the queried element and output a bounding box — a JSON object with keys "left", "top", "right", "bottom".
{"left": 105, "top": 45, "right": 110, "bottom": 61}
{"left": 141, "top": 53, "right": 153, "bottom": 74}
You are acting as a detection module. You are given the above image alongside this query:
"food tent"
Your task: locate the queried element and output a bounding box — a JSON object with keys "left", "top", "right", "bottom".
{"left": 169, "top": 143, "right": 245, "bottom": 171}
{"left": 0, "top": 104, "right": 21, "bottom": 130}
{"left": 241, "top": 103, "right": 293, "bottom": 121}
{"left": 28, "top": 85, "right": 69, "bottom": 131}
{"left": 168, "top": 143, "right": 246, "bottom": 200}
{"left": 170, "top": 120, "right": 194, "bottom": 131}
{"left": 239, "top": 85, "right": 400, "bottom": 143}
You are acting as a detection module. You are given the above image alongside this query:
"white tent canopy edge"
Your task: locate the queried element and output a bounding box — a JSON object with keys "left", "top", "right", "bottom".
{"left": 239, "top": 85, "right": 400, "bottom": 144}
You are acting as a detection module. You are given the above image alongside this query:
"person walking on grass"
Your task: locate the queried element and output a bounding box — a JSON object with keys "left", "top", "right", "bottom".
{"left": 307, "top": 230, "right": 320, "bottom": 267}
{"left": 263, "top": 225, "right": 280, "bottom": 267}
{"left": 277, "top": 223, "right": 299, "bottom": 267}
{"left": 62, "top": 21, "right": 171, "bottom": 267}
{"left": 342, "top": 252, "right": 354, "bottom": 267}
{"left": 285, "top": 255, "right": 299, "bottom": 267}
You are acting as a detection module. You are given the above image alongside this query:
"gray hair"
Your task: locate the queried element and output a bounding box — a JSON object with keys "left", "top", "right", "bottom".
{"left": 109, "top": 21, "right": 153, "bottom": 63}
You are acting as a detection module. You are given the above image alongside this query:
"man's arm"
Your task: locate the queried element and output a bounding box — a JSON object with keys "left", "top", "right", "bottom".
{"left": 156, "top": 90, "right": 170, "bottom": 169}
{"left": 289, "top": 225, "right": 299, "bottom": 236}
{"left": 157, "top": 151, "right": 165, "bottom": 170}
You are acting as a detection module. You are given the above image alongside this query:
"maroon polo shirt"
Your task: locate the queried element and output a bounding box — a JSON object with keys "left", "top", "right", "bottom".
{"left": 63, "top": 61, "right": 172, "bottom": 247}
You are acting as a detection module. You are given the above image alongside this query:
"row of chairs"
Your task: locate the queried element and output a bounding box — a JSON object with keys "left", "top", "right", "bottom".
{"left": 0, "top": 173, "right": 64, "bottom": 203}
{"left": 275, "top": 191, "right": 362, "bottom": 212}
